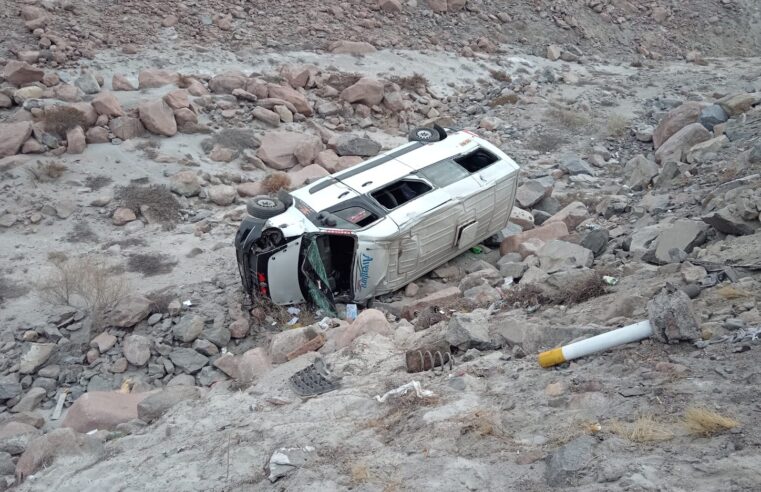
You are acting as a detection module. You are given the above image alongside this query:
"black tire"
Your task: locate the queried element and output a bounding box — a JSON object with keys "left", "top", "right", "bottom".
{"left": 408, "top": 127, "right": 441, "bottom": 143}
{"left": 246, "top": 195, "right": 286, "bottom": 219}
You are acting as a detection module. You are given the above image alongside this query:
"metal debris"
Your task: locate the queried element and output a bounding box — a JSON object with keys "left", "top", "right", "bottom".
{"left": 289, "top": 358, "right": 340, "bottom": 396}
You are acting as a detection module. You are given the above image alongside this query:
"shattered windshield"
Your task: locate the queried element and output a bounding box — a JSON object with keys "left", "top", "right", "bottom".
{"left": 301, "top": 236, "right": 337, "bottom": 316}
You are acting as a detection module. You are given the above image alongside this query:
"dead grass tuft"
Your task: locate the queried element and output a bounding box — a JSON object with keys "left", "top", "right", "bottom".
{"left": 555, "top": 273, "right": 607, "bottom": 305}
{"left": 43, "top": 105, "right": 89, "bottom": 137}
{"left": 459, "top": 410, "right": 505, "bottom": 438}
{"left": 324, "top": 72, "right": 363, "bottom": 92}
{"left": 350, "top": 464, "right": 370, "bottom": 483}
{"left": 65, "top": 221, "right": 99, "bottom": 243}
{"left": 546, "top": 107, "right": 591, "bottom": 130}
{"left": 504, "top": 274, "right": 607, "bottom": 308}
{"left": 389, "top": 72, "right": 429, "bottom": 90}
{"left": 38, "top": 256, "right": 130, "bottom": 329}
{"left": 115, "top": 184, "right": 181, "bottom": 228}
{"left": 262, "top": 173, "right": 291, "bottom": 193}
{"left": 84, "top": 175, "right": 112, "bottom": 191}
{"left": 126, "top": 253, "right": 178, "bottom": 277}
{"left": 489, "top": 69, "right": 512, "bottom": 83}
{"left": 684, "top": 407, "right": 739, "bottom": 437}
{"left": 606, "top": 114, "right": 629, "bottom": 138}
{"left": 25, "top": 160, "right": 67, "bottom": 183}
{"left": 490, "top": 93, "right": 519, "bottom": 107}
{"left": 526, "top": 131, "right": 567, "bottom": 153}
{"left": 610, "top": 416, "right": 674, "bottom": 443}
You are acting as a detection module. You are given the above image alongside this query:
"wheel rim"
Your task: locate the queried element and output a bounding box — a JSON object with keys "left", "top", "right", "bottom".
{"left": 257, "top": 198, "right": 277, "bottom": 208}
{"left": 417, "top": 129, "right": 433, "bottom": 140}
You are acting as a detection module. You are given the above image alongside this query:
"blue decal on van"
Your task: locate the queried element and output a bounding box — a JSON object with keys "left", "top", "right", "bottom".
{"left": 358, "top": 253, "right": 373, "bottom": 289}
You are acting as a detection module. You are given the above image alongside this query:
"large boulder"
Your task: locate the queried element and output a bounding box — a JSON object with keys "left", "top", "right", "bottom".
{"left": 653, "top": 101, "right": 705, "bottom": 149}
{"left": 655, "top": 122, "right": 711, "bottom": 164}
{"left": 110, "top": 116, "right": 145, "bottom": 140}
{"left": 0, "top": 422, "right": 41, "bottom": 455}
{"left": 340, "top": 77, "right": 384, "bottom": 106}
{"left": 717, "top": 92, "right": 760, "bottom": 116}
{"left": 516, "top": 179, "right": 552, "bottom": 208}
{"left": 19, "top": 343, "right": 56, "bottom": 374}
{"left": 623, "top": 154, "right": 659, "bottom": 190}
{"left": 537, "top": 240, "right": 594, "bottom": 272}
{"left": 257, "top": 131, "right": 321, "bottom": 170}
{"left": 544, "top": 201, "right": 588, "bottom": 231}
{"left": 138, "top": 69, "right": 180, "bottom": 89}
{"left": 16, "top": 428, "right": 104, "bottom": 481}
{"left": 61, "top": 391, "right": 153, "bottom": 433}
{"left": 447, "top": 310, "right": 493, "bottom": 351}
{"left": 169, "top": 170, "right": 201, "bottom": 197}
{"left": 138, "top": 99, "right": 177, "bottom": 136}
{"left": 0, "top": 121, "right": 33, "bottom": 158}
{"left": 647, "top": 288, "right": 700, "bottom": 343}
{"left": 653, "top": 219, "right": 707, "bottom": 264}
{"left": 267, "top": 84, "right": 313, "bottom": 116}
{"left": 208, "top": 184, "right": 237, "bottom": 206}
{"left": 2, "top": 61, "right": 44, "bottom": 86}
{"left": 499, "top": 221, "right": 569, "bottom": 255}
{"left": 110, "top": 295, "right": 152, "bottom": 328}
{"left": 122, "top": 335, "right": 152, "bottom": 366}
{"left": 333, "top": 134, "right": 381, "bottom": 157}
{"left": 288, "top": 164, "right": 329, "bottom": 188}
{"left": 91, "top": 91, "right": 123, "bottom": 117}
{"left": 137, "top": 386, "right": 201, "bottom": 423}
{"left": 209, "top": 72, "right": 246, "bottom": 94}
{"left": 168, "top": 348, "right": 208, "bottom": 374}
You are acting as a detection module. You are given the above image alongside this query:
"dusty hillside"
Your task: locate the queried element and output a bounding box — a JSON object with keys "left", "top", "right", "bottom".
{"left": 1, "top": 0, "right": 761, "bottom": 491}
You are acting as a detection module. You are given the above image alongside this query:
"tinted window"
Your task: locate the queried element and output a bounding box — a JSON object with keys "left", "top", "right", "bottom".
{"left": 454, "top": 148, "right": 498, "bottom": 172}
{"left": 418, "top": 159, "right": 470, "bottom": 188}
{"left": 372, "top": 179, "right": 432, "bottom": 210}
{"left": 331, "top": 206, "right": 378, "bottom": 229}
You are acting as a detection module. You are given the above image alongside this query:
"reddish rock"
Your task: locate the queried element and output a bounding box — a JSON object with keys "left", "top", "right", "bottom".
{"left": 2, "top": 61, "right": 44, "bottom": 86}
{"left": 229, "top": 319, "right": 249, "bottom": 339}
{"left": 509, "top": 207, "right": 535, "bottom": 230}
{"left": 0, "top": 122, "right": 33, "bottom": 157}
{"left": 65, "top": 126, "right": 86, "bottom": 154}
{"left": 50, "top": 83, "right": 83, "bottom": 102}
{"left": 401, "top": 287, "right": 462, "bottom": 320}
{"left": 209, "top": 72, "right": 246, "bottom": 94}
{"left": 138, "top": 99, "right": 177, "bottom": 136}
{"left": 236, "top": 181, "right": 265, "bottom": 197}
{"left": 16, "top": 428, "right": 103, "bottom": 481}
{"left": 85, "top": 126, "right": 109, "bottom": 144}
{"left": 252, "top": 106, "right": 281, "bottom": 126}
{"left": 112, "top": 74, "right": 136, "bottom": 91}
{"left": 335, "top": 309, "right": 392, "bottom": 347}
{"left": 340, "top": 77, "right": 384, "bottom": 106}
{"left": 91, "top": 91, "right": 123, "bottom": 117}
{"left": 110, "top": 295, "right": 152, "bottom": 328}
{"left": 280, "top": 65, "right": 317, "bottom": 89}
{"left": 174, "top": 108, "right": 198, "bottom": 132}
{"left": 21, "top": 138, "right": 46, "bottom": 154}
{"left": 237, "top": 348, "right": 271, "bottom": 382}
{"left": 61, "top": 391, "right": 152, "bottom": 433}
{"left": 653, "top": 101, "right": 706, "bottom": 149}
{"left": 245, "top": 78, "right": 269, "bottom": 98}
{"left": 267, "top": 84, "right": 313, "bottom": 116}
{"left": 427, "top": 0, "right": 448, "bottom": 12}
{"left": 655, "top": 122, "right": 711, "bottom": 164}
{"left": 288, "top": 164, "right": 329, "bottom": 188}
{"left": 499, "top": 221, "right": 569, "bottom": 255}
{"left": 112, "top": 207, "right": 136, "bottom": 225}
{"left": 545, "top": 201, "right": 588, "bottom": 231}
{"left": 379, "top": 0, "right": 403, "bottom": 13}
{"left": 138, "top": 69, "right": 179, "bottom": 89}
{"left": 316, "top": 149, "right": 340, "bottom": 172}
{"left": 161, "top": 15, "right": 179, "bottom": 27}
{"left": 257, "top": 131, "right": 322, "bottom": 170}
{"left": 163, "top": 89, "right": 190, "bottom": 109}
{"left": 110, "top": 116, "right": 145, "bottom": 140}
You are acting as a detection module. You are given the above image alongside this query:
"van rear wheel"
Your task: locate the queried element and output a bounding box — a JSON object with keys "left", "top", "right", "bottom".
{"left": 246, "top": 195, "right": 286, "bottom": 219}
{"left": 408, "top": 127, "right": 441, "bottom": 143}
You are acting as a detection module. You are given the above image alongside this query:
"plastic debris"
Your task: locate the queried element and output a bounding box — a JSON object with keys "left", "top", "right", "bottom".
{"left": 287, "top": 307, "right": 301, "bottom": 315}
{"left": 345, "top": 304, "right": 358, "bottom": 320}
{"left": 268, "top": 446, "right": 314, "bottom": 482}
{"left": 289, "top": 358, "right": 340, "bottom": 396}
{"left": 374, "top": 381, "right": 435, "bottom": 403}
{"left": 470, "top": 246, "right": 483, "bottom": 254}
{"left": 287, "top": 316, "right": 299, "bottom": 326}
{"left": 182, "top": 300, "right": 193, "bottom": 308}
{"left": 602, "top": 276, "right": 619, "bottom": 285}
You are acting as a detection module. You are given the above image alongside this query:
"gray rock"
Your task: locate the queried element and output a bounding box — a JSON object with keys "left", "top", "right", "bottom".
{"left": 31, "top": 377, "right": 57, "bottom": 393}
{"left": 647, "top": 288, "right": 700, "bottom": 343}
{"left": 0, "top": 422, "right": 41, "bottom": 455}
{"left": 532, "top": 209, "right": 551, "bottom": 226}
{"left": 623, "top": 155, "right": 658, "bottom": 190}
{"left": 463, "top": 283, "right": 501, "bottom": 307}
{"left": 87, "top": 375, "right": 114, "bottom": 392}
{"left": 74, "top": 72, "right": 101, "bottom": 94}
{"left": 110, "top": 295, "right": 152, "bottom": 328}
{"left": 580, "top": 229, "right": 609, "bottom": 257}
{"left": 203, "top": 322, "right": 231, "bottom": 348}
{"left": 168, "top": 348, "right": 209, "bottom": 374}
{"left": 537, "top": 240, "right": 594, "bottom": 272}
{"left": 0, "top": 374, "right": 22, "bottom": 401}
{"left": 516, "top": 180, "right": 552, "bottom": 208}
{"left": 268, "top": 446, "right": 314, "bottom": 483}
{"left": 499, "top": 261, "right": 528, "bottom": 279}
{"left": 724, "top": 318, "right": 745, "bottom": 331}
{"left": 192, "top": 339, "right": 219, "bottom": 356}
{"left": 534, "top": 195, "right": 562, "bottom": 215}
{"left": 333, "top": 134, "right": 381, "bottom": 157}
{"left": 167, "top": 374, "right": 196, "bottom": 387}
{"left": 173, "top": 315, "right": 205, "bottom": 343}
{"left": 10, "top": 387, "right": 46, "bottom": 413}
{"left": 545, "top": 435, "right": 596, "bottom": 487}
{"left": 123, "top": 335, "right": 152, "bottom": 367}
{"left": 136, "top": 386, "right": 201, "bottom": 423}
{"left": 699, "top": 104, "right": 728, "bottom": 131}
{"left": 19, "top": 343, "right": 56, "bottom": 374}
{"left": 559, "top": 156, "right": 594, "bottom": 176}
{"left": 654, "top": 219, "right": 707, "bottom": 264}
{"left": 447, "top": 310, "right": 494, "bottom": 351}
{"left": 0, "top": 451, "right": 14, "bottom": 475}
{"left": 196, "top": 366, "right": 226, "bottom": 386}
{"left": 702, "top": 207, "right": 758, "bottom": 236}
{"left": 458, "top": 269, "right": 502, "bottom": 291}
{"left": 14, "top": 427, "right": 104, "bottom": 480}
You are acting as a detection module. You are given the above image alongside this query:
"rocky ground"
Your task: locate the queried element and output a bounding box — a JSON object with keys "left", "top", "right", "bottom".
{"left": 1, "top": 0, "right": 761, "bottom": 491}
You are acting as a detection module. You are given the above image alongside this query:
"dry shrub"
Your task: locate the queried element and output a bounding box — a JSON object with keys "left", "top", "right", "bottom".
{"left": 43, "top": 105, "right": 88, "bottom": 137}
{"left": 389, "top": 72, "right": 429, "bottom": 90}
{"left": 716, "top": 285, "right": 753, "bottom": 300}
{"left": 489, "top": 69, "right": 512, "bottom": 83}
{"left": 262, "top": 173, "right": 291, "bottom": 193}
{"left": 503, "top": 284, "right": 546, "bottom": 308}
{"left": 606, "top": 114, "right": 629, "bottom": 138}
{"left": 504, "top": 274, "right": 606, "bottom": 308}
{"left": 546, "top": 107, "right": 590, "bottom": 129}
{"left": 459, "top": 410, "right": 505, "bottom": 438}
{"left": 610, "top": 416, "right": 674, "bottom": 443}
{"left": 211, "top": 129, "right": 260, "bottom": 151}
{"left": 324, "top": 72, "right": 363, "bottom": 91}
{"left": 115, "top": 184, "right": 181, "bottom": 228}
{"left": 527, "top": 131, "right": 567, "bottom": 152}
{"left": 490, "top": 93, "right": 519, "bottom": 107}
{"left": 38, "top": 256, "right": 129, "bottom": 328}
{"left": 25, "top": 160, "right": 67, "bottom": 183}
{"left": 350, "top": 464, "right": 370, "bottom": 484}
{"left": 127, "top": 253, "right": 178, "bottom": 277}
{"left": 65, "top": 221, "right": 98, "bottom": 243}
{"left": 684, "top": 407, "right": 739, "bottom": 437}
{"left": 84, "top": 175, "right": 112, "bottom": 191}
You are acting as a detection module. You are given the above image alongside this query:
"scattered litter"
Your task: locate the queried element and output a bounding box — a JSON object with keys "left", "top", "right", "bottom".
{"left": 602, "top": 276, "right": 619, "bottom": 286}
{"left": 286, "top": 333, "right": 326, "bottom": 361}
{"left": 268, "top": 446, "right": 314, "bottom": 482}
{"left": 289, "top": 358, "right": 340, "bottom": 396}
{"left": 406, "top": 342, "right": 454, "bottom": 373}
{"left": 182, "top": 300, "right": 193, "bottom": 308}
{"left": 470, "top": 246, "right": 483, "bottom": 254}
{"left": 345, "top": 303, "right": 358, "bottom": 320}
{"left": 287, "top": 307, "right": 301, "bottom": 315}
{"left": 287, "top": 316, "right": 299, "bottom": 326}
{"left": 51, "top": 391, "right": 68, "bottom": 420}
{"left": 374, "top": 381, "right": 435, "bottom": 403}
{"left": 86, "top": 429, "right": 98, "bottom": 435}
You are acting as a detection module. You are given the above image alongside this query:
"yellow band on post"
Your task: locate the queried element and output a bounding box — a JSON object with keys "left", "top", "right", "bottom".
{"left": 538, "top": 347, "right": 565, "bottom": 368}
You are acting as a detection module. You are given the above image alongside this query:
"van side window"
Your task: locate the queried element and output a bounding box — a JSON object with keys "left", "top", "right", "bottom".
{"left": 454, "top": 148, "right": 498, "bottom": 172}
{"left": 418, "top": 159, "right": 470, "bottom": 188}
{"left": 371, "top": 179, "right": 432, "bottom": 210}
{"left": 331, "top": 206, "right": 378, "bottom": 229}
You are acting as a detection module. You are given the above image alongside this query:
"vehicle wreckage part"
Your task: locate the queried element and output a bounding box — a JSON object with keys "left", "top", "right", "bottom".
{"left": 538, "top": 320, "right": 653, "bottom": 368}
{"left": 405, "top": 342, "right": 454, "bottom": 373}
{"left": 289, "top": 358, "right": 340, "bottom": 396}
{"left": 246, "top": 195, "right": 286, "bottom": 219}
{"left": 408, "top": 125, "right": 447, "bottom": 143}
{"left": 374, "top": 381, "right": 435, "bottom": 403}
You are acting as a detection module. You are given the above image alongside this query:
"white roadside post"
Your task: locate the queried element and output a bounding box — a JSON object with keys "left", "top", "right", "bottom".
{"left": 538, "top": 320, "right": 654, "bottom": 368}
